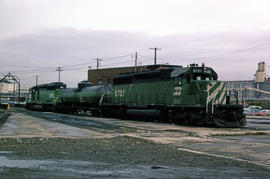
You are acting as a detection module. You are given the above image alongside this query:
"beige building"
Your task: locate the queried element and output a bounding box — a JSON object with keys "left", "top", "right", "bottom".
{"left": 256, "top": 61, "right": 267, "bottom": 82}
{"left": 0, "top": 79, "right": 16, "bottom": 94}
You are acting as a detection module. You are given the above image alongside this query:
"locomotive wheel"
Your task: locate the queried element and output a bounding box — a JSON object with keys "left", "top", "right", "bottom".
{"left": 91, "top": 110, "right": 100, "bottom": 117}
{"left": 159, "top": 109, "right": 169, "bottom": 122}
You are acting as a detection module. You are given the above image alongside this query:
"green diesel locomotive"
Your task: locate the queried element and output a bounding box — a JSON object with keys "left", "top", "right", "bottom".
{"left": 26, "top": 81, "right": 112, "bottom": 114}
{"left": 25, "top": 63, "right": 246, "bottom": 127}
{"left": 25, "top": 82, "right": 66, "bottom": 111}
{"left": 102, "top": 63, "right": 246, "bottom": 127}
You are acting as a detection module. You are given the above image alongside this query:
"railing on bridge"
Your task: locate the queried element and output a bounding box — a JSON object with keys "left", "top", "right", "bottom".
{"left": 227, "top": 85, "right": 270, "bottom": 102}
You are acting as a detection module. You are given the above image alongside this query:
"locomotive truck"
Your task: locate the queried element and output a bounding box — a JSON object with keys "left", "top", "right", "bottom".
{"left": 25, "top": 63, "right": 246, "bottom": 127}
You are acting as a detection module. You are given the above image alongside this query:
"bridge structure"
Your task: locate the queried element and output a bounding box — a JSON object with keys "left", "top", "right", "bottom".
{"left": 0, "top": 73, "right": 28, "bottom": 104}
{"left": 227, "top": 86, "right": 270, "bottom": 102}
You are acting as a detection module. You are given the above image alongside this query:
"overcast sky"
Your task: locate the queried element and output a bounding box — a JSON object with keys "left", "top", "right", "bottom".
{"left": 1, "top": 0, "right": 270, "bottom": 88}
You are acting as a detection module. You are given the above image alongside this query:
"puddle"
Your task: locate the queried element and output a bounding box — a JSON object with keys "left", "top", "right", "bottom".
{"left": 0, "top": 156, "right": 175, "bottom": 177}
{"left": 249, "top": 120, "right": 270, "bottom": 125}
{"left": 0, "top": 156, "right": 55, "bottom": 168}
{"left": 0, "top": 123, "right": 20, "bottom": 135}
{"left": 0, "top": 113, "right": 96, "bottom": 137}
{"left": 0, "top": 112, "right": 10, "bottom": 129}
{"left": 0, "top": 151, "right": 267, "bottom": 178}
{"left": 0, "top": 156, "right": 105, "bottom": 169}
{"left": 244, "top": 119, "right": 270, "bottom": 130}
{"left": 0, "top": 151, "right": 15, "bottom": 154}
{"left": 38, "top": 113, "right": 115, "bottom": 129}
{"left": 42, "top": 121, "right": 96, "bottom": 137}
{"left": 216, "top": 135, "right": 270, "bottom": 142}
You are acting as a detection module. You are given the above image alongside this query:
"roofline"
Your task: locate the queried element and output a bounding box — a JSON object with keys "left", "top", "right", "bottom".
{"left": 0, "top": 79, "right": 12, "bottom": 84}
{"left": 115, "top": 66, "right": 177, "bottom": 78}
{"left": 88, "top": 64, "right": 182, "bottom": 71}
{"left": 227, "top": 80, "right": 254, "bottom": 82}
{"left": 29, "top": 82, "right": 66, "bottom": 90}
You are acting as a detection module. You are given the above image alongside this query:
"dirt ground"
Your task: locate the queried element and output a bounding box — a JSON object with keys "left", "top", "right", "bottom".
{"left": 0, "top": 108, "right": 270, "bottom": 178}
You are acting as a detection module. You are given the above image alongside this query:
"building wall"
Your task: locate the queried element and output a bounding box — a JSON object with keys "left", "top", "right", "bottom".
{"left": 88, "top": 66, "right": 144, "bottom": 86}
{"left": 0, "top": 81, "right": 26, "bottom": 103}
{"left": 88, "top": 65, "right": 179, "bottom": 86}
{"left": 0, "top": 82, "right": 16, "bottom": 93}
{"left": 256, "top": 61, "right": 266, "bottom": 82}
{"left": 256, "top": 72, "right": 265, "bottom": 82}
{"left": 227, "top": 80, "right": 270, "bottom": 100}
{"left": 226, "top": 81, "right": 256, "bottom": 100}
{"left": 256, "top": 80, "right": 270, "bottom": 98}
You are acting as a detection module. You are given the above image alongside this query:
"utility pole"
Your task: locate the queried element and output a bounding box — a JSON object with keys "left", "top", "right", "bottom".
{"left": 35, "top": 75, "right": 38, "bottom": 86}
{"left": 13, "top": 80, "right": 15, "bottom": 97}
{"left": 96, "top": 58, "right": 102, "bottom": 70}
{"left": 56, "top": 67, "right": 63, "bottom": 82}
{"left": 0, "top": 83, "right": 2, "bottom": 103}
{"left": 135, "top": 52, "right": 138, "bottom": 72}
{"left": 18, "top": 79, "right": 20, "bottom": 103}
{"left": 149, "top": 47, "right": 161, "bottom": 66}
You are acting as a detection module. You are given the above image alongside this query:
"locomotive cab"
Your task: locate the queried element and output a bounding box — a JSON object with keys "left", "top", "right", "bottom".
{"left": 26, "top": 82, "right": 66, "bottom": 111}
{"left": 171, "top": 63, "right": 245, "bottom": 127}
{"left": 172, "top": 63, "right": 218, "bottom": 85}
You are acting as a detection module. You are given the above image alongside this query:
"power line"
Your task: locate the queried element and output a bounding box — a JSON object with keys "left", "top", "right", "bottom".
{"left": 60, "top": 54, "right": 133, "bottom": 68}
{"left": 137, "top": 54, "right": 152, "bottom": 60}
{"left": 60, "top": 62, "right": 96, "bottom": 68}
{"left": 137, "top": 54, "right": 156, "bottom": 65}
{"left": 61, "top": 67, "right": 88, "bottom": 71}
{"left": 102, "top": 54, "right": 133, "bottom": 61}
{"left": 101, "top": 60, "right": 134, "bottom": 68}
{"left": 65, "top": 69, "right": 88, "bottom": 72}
{"left": 0, "top": 53, "right": 134, "bottom": 74}
{"left": 0, "top": 64, "right": 46, "bottom": 68}
{"left": 7, "top": 67, "right": 57, "bottom": 74}
{"left": 175, "top": 40, "right": 270, "bottom": 60}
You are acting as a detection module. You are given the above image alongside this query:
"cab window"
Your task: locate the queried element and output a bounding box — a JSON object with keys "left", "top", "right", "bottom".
{"left": 174, "top": 77, "right": 181, "bottom": 86}
{"left": 186, "top": 75, "right": 191, "bottom": 84}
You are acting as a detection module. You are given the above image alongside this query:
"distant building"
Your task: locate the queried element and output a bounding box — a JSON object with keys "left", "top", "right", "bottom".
{"left": 226, "top": 80, "right": 256, "bottom": 101}
{"left": 0, "top": 79, "right": 16, "bottom": 103}
{"left": 0, "top": 79, "right": 16, "bottom": 94}
{"left": 256, "top": 61, "right": 267, "bottom": 82}
{"left": 88, "top": 64, "right": 181, "bottom": 86}
{"left": 0, "top": 74, "right": 28, "bottom": 103}
{"left": 227, "top": 61, "right": 270, "bottom": 101}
